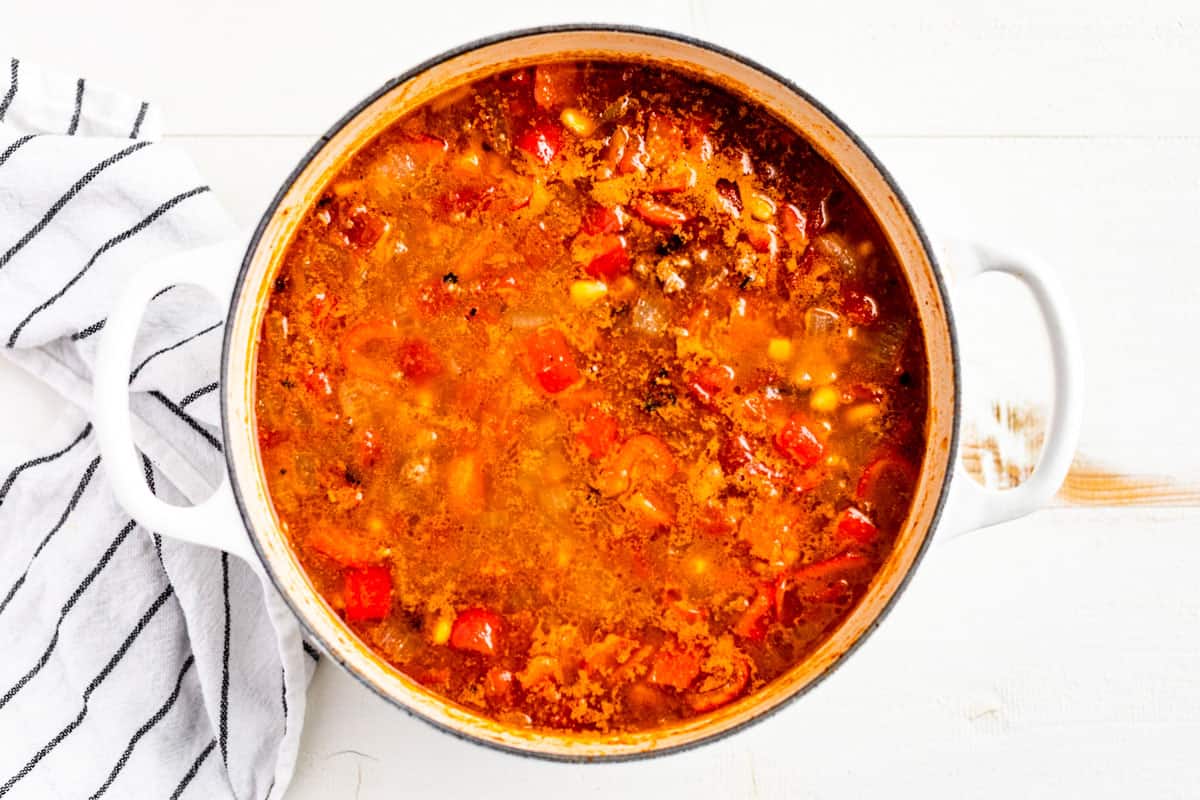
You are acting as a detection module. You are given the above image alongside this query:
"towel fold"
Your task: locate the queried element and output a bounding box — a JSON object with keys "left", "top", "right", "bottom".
{"left": 0, "top": 55, "right": 315, "bottom": 800}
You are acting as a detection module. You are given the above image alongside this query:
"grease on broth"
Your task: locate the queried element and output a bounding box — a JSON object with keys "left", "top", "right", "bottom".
{"left": 255, "top": 60, "right": 928, "bottom": 733}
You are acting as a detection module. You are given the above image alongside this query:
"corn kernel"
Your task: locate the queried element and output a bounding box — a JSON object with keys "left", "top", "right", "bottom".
{"left": 570, "top": 280, "right": 608, "bottom": 307}
{"left": 560, "top": 108, "right": 596, "bottom": 136}
{"left": 748, "top": 192, "right": 777, "bottom": 221}
{"left": 844, "top": 402, "right": 881, "bottom": 427}
{"left": 767, "top": 337, "right": 793, "bottom": 362}
{"left": 432, "top": 616, "right": 452, "bottom": 645}
{"left": 810, "top": 385, "right": 840, "bottom": 413}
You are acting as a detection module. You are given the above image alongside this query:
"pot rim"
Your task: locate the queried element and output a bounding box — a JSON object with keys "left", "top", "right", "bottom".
{"left": 219, "top": 22, "right": 961, "bottom": 762}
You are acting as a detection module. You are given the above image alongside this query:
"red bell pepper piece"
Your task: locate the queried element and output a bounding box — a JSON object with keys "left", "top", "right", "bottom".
{"left": 344, "top": 565, "right": 392, "bottom": 622}
{"left": 580, "top": 204, "right": 627, "bottom": 235}
{"left": 584, "top": 235, "right": 630, "bottom": 280}
{"left": 523, "top": 328, "right": 579, "bottom": 393}
{"left": 836, "top": 507, "right": 878, "bottom": 545}
{"left": 515, "top": 120, "right": 564, "bottom": 165}
{"left": 775, "top": 414, "right": 824, "bottom": 468}
{"left": 449, "top": 607, "right": 503, "bottom": 656}
{"left": 633, "top": 198, "right": 691, "bottom": 227}
{"left": 688, "top": 363, "right": 736, "bottom": 407}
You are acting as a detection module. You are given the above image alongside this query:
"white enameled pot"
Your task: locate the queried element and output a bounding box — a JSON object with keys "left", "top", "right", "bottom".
{"left": 92, "top": 25, "right": 1083, "bottom": 761}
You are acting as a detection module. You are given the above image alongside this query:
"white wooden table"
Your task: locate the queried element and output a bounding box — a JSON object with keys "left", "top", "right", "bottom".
{"left": 3, "top": 1, "right": 1199, "bottom": 797}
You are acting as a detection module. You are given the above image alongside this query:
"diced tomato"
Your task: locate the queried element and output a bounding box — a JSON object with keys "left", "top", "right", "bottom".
{"left": 744, "top": 222, "right": 779, "bottom": 258}
{"left": 584, "top": 235, "right": 630, "bottom": 280}
{"left": 779, "top": 203, "right": 808, "bottom": 249}
{"left": 733, "top": 585, "right": 773, "bottom": 641}
{"left": 523, "top": 328, "right": 579, "bottom": 393}
{"left": 837, "top": 506, "right": 878, "bottom": 545}
{"left": 343, "top": 565, "right": 392, "bottom": 622}
{"left": 688, "top": 363, "right": 736, "bottom": 407}
{"left": 515, "top": 120, "right": 564, "bottom": 165}
{"left": 484, "top": 667, "right": 515, "bottom": 703}
{"left": 650, "top": 163, "right": 697, "bottom": 194}
{"left": 649, "top": 644, "right": 701, "bottom": 690}
{"left": 340, "top": 204, "right": 389, "bottom": 250}
{"left": 687, "top": 652, "right": 751, "bottom": 712}
{"left": 580, "top": 204, "right": 626, "bottom": 235}
{"left": 449, "top": 607, "right": 503, "bottom": 656}
{"left": 533, "top": 64, "right": 578, "bottom": 111}
{"left": 633, "top": 198, "right": 691, "bottom": 227}
{"left": 842, "top": 288, "right": 880, "bottom": 326}
{"left": 718, "top": 433, "right": 782, "bottom": 481}
{"left": 578, "top": 406, "right": 619, "bottom": 459}
{"left": 775, "top": 414, "right": 824, "bottom": 468}
{"left": 307, "top": 528, "right": 381, "bottom": 567}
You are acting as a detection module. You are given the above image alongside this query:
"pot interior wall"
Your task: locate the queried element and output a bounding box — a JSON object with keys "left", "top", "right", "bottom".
{"left": 224, "top": 28, "right": 957, "bottom": 758}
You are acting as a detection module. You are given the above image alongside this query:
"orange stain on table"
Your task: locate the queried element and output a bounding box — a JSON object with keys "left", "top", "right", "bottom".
{"left": 962, "top": 401, "right": 1200, "bottom": 508}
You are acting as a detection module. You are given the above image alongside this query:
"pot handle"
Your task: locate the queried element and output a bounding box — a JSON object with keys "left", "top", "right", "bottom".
{"left": 939, "top": 241, "right": 1084, "bottom": 538}
{"left": 92, "top": 238, "right": 257, "bottom": 566}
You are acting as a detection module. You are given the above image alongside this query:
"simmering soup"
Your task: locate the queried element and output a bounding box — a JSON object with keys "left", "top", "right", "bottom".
{"left": 254, "top": 60, "right": 928, "bottom": 733}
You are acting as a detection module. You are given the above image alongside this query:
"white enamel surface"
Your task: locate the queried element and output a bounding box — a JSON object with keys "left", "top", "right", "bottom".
{"left": 91, "top": 239, "right": 257, "bottom": 566}
{"left": 938, "top": 241, "right": 1085, "bottom": 537}
{"left": 3, "top": 0, "right": 1197, "bottom": 797}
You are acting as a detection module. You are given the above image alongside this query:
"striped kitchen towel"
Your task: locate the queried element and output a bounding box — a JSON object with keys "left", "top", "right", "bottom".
{"left": 0, "top": 57, "right": 317, "bottom": 799}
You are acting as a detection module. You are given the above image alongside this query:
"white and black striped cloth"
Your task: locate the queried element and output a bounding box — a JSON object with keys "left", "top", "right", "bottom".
{"left": 0, "top": 56, "right": 317, "bottom": 799}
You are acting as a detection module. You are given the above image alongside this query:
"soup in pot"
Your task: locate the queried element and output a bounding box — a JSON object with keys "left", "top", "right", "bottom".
{"left": 254, "top": 60, "right": 928, "bottom": 733}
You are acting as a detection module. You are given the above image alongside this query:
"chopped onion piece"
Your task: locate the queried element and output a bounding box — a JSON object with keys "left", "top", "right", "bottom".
{"left": 805, "top": 307, "right": 840, "bottom": 335}
{"left": 631, "top": 296, "right": 670, "bottom": 335}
